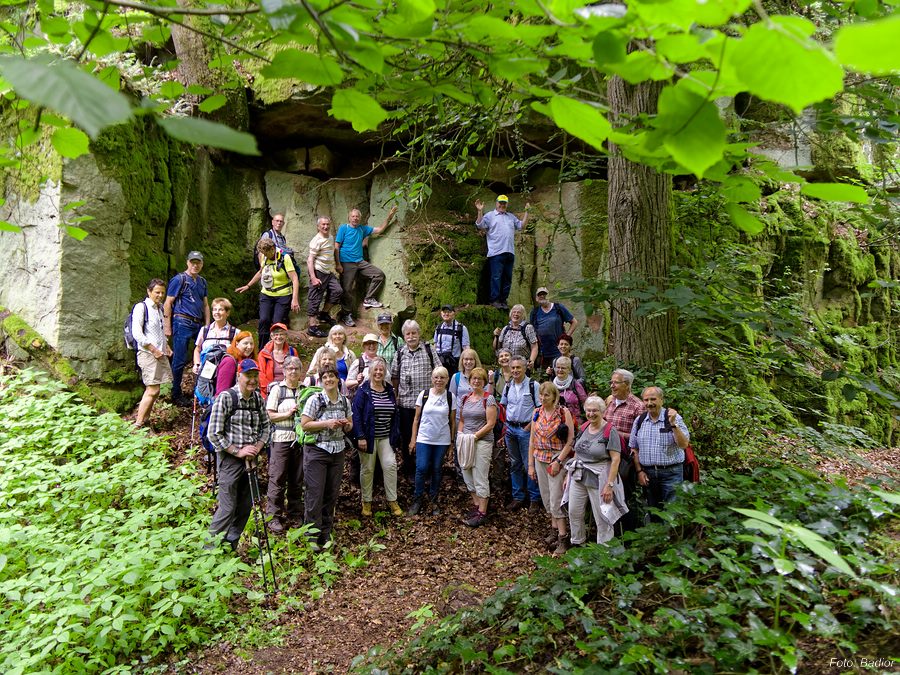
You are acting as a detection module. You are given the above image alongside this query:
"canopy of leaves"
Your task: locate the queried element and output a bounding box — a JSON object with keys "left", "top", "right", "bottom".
{"left": 0, "top": 0, "right": 896, "bottom": 234}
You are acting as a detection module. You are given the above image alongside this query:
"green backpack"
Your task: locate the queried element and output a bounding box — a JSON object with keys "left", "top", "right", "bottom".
{"left": 294, "top": 386, "right": 323, "bottom": 445}
{"left": 293, "top": 387, "right": 352, "bottom": 446}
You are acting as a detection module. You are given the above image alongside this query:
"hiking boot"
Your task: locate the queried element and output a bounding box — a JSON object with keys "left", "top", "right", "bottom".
{"left": 463, "top": 511, "right": 486, "bottom": 528}
{"left": 545, "top": 530, "right": 560, "bottom": 548}
{"left": 461, "top": 506, "right": 479, "bottom": 523}
{"left": 407, "top": 498, "right": 423, "bottom": 516}
{"left": 342, "top": 314, "right": 356, "bottom": 327}
{"left": 362, "top": 298, "right": 384, "bottom": 308}
{"left": 430, "top": 500, "right": 441, "bottom": 516}
{"left": 308, "top": 325, "right": 328, "bottom": 338}
{"left": 505, "top": 499, "right": 524, "bottom": 511}
{"left": 554, "top": 536, "right": 571, "bottom": 556}
{"left": 318, "top": 311, "right": 334, "bottom": 325}
{"left": 172, "top": 395, "right": 191, "bottom": 408}
{"left": 267, "top": 518, "right": 285, "bottom": 534}
{"left": 361, "top": 501, "right": 372, "bottom": 517}
{"left": 388, "top": 501, "right": 403, "bottom": 516}
{"left": 528, "top": 501, "right": 543, "bottom": 514}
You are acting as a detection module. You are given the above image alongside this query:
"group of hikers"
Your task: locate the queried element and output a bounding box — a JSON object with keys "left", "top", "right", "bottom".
{"left": 127, "top": 199, "right": 693, "bottom": 555}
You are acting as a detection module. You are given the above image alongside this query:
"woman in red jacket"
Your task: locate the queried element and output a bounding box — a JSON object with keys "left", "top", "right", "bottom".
{"left": 258, "top": 323, "right": 297, "bottom": 397}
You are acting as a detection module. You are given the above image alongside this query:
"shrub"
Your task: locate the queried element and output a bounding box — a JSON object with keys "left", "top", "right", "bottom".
{"left": 0, "top": 369, "right": 249, "bottom": 673}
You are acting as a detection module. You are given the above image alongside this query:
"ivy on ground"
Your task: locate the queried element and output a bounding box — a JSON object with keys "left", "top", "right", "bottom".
{"left": 358, "top": 465, "right": 898, "bottom": 673}
{"left": 0, "top": 369, "right": 249, "bottom": 673}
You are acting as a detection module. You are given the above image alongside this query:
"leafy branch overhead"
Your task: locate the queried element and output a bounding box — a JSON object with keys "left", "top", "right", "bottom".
{"left": 0, "top": 0, "right": 896, "bottom": 233}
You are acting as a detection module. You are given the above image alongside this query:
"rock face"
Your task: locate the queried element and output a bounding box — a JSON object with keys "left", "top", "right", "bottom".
{"left": 0, "top": 112, "right": 895, "bottom": 446}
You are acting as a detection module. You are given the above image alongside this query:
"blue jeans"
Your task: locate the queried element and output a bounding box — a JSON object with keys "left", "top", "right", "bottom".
{"left": 414, "top": 442, "right": 448, "bottom": 500}
{"left": 488, "top": 252, "right": 515, "bottom": 304}
{"left": 506, "top": 426, "right": 540, "bottom": 502}
{"left": 171, "top": 316, "right": 201, "bottom": 399}
{"left": 644, "top": 464, "right": 683, "bottom": 509}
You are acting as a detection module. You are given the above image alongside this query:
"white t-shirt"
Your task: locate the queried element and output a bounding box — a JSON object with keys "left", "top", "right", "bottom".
{"left": 415, "top": 389, "right": 457, "bottom": 445}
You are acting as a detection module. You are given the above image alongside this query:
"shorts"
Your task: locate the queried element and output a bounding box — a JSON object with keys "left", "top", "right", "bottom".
{"left": 138, "top": 350, "right": 174, "bottom": 386}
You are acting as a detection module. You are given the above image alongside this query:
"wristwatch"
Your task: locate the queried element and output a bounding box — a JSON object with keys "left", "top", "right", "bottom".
{"left": 607, "top": 482, "right": 615, "bottom": 488}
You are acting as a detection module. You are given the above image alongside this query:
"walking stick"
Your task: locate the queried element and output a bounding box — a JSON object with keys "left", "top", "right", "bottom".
{"left": 246, "top": 457, "right": 277, "bottom": 596}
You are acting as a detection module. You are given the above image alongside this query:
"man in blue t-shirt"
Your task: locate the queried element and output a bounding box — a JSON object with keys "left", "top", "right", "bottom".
{"left": 334, "top": 205, "right": 397, "bottom": 327}
{"left": 530, "top": 287, "right": 578, "bottom": 373}
{"left": 164, "top": 251, "right": 210, "bottom": 406}
{"left": 474, "top": 195, "right": 530, "bottom": 310}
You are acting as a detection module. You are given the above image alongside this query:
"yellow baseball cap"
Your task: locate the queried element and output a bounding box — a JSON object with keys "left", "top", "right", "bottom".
{"left": 496, "top": 195, "right": 509, "bottom": 202}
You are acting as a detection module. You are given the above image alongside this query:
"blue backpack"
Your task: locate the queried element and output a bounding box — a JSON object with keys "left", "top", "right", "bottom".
{"left": 194, "top": 345, "right": 230, "bottom": 406}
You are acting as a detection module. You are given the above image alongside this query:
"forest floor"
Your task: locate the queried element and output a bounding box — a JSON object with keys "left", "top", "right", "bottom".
{"left": 123, "top": 321, "right": 900, "bottom": 674}
{"left": 131, "top": 320, "right": 551, "bottom": 674}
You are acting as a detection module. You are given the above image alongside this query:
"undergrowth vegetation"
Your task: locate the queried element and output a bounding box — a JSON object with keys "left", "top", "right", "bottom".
{"left": 0, "top": 368, "right": 393, "bottom": 672}
{"left": 358, "top": 465, "right": 899, "bottom": 673}
{"left": 0, "top": 369, "right": 251, "bottom": 672}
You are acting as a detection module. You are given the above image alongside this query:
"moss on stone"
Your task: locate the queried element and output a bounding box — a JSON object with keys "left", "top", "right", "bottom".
{"left": 0, "top": 105, "right": 61, "bottom": 204}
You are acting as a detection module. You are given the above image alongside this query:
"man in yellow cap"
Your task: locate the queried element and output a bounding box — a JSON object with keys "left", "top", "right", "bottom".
{"left": 474, "top": 195, "right": 530, "bottom": 310}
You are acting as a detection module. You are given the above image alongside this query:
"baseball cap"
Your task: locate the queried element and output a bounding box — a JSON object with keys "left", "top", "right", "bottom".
{"left": 362, "top": 333, "right": 378, "bottom": 343}
{"left": 187, "top": 251, "right": 204, "bottom": 262}
{"left": 238, "top": 359, "right": 260, "bottom": 373}
{"left": 270, "top": 323, "right": 288, "bottom": 332}
{"left": 441, "top": 304, "right": 455, "bottom": 312}
{"left": 376, "top": 313, "right": 392, "bottom": 324}
{"left": 496, "top": 195, "right": 509, "bottom": 203}
{"left": 536, "top": 287, "right": 549, "bottom": 296}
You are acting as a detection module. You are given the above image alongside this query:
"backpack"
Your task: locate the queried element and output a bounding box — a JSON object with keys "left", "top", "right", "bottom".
{"left": 124, "top": 301, "right": 149, "bottom": 351}
{"left": 435, "top": 321, "right": 463, "bottom": 357}
{"left": 499, "top": 322, "right": 534, "bottom": 350}
{"left": 461, "top": 392, "right": 505, "bottom": 444}
{"left": 421, "top": 388, "right": 454, "bottom": 428}
{"left": 200, "top": 322, "right": 237, "bottom": 349}
{"left": 294, "top": 389, "right": 351, "bottom": 446}
{"left": 260, "top": 252, "right": 291, "bottom": 292}
{"left": 529, "top": 304, "right": 566, "bottom": 330}
{"left": 394, "top": 342, "right": 436, "bottom": 384}
{"left": 502, "top": 378, "right": 539, "bottom": 409}
{"left": 634, "top": 409, "right": 699, "bottom": 483}
{"left": 578, "top": 420, "right": 627, "bottom": 453}
{"left": 194, "top": 345, "right": 231, "bottom": 406}
{"left": 201, "top": 388, "right": 265, "bottom": 454}
{"left": 558, "top": 380, "right": 587, "bottom": 427}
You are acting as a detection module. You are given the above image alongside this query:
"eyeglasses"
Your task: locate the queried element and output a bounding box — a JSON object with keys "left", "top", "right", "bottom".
{"left": 273, "top": 218, "right": 284, "bottom": 223}
{"left": 610, "top": 380, "right": 625, "bottom": 386}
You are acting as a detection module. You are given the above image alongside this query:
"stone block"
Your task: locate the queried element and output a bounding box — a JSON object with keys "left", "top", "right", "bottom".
{"left": 468, "top": 156, "right": 518, "bottom": 189}
{"left": 367, "top": 170, "right": 412, "bottom": 315}
{"left": 308, "top": 145, "right": 338, "bottom": 176}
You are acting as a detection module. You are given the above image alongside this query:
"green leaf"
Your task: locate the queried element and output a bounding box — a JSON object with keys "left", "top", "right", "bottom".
{"left": 726, "top": 203, "right": 765, "bottom": 235}
{"left": 198, "top": 94, "right": 227, "bottom": 113}
{"left": 657, "top": 82, "right": 726, "bottom": 177}
{"left": 51, "top": 128, "right": 90, "bottom": 159}
{"left": 157, "top": 116, "right": 261, "bottom": 156}
{"left": 605, "top": 51, "right": 673, "bottom": 83}
{"left": 834, "top": 16, "right": 900, "bottom": 75}
{"left": 64, "top": 226, "right": 90, "bottom": 240}
{"left": 548, "top": 96, "right": 611, "bottom": 151}
{"left": 721, "top": 176, "right": 762, "bottom": 203}
{"left": 0, "top": 55, "right": 132, "bottom": 138}
{"left": 593, "top": 32, "right": 626, "bottom": 64}
{"left": 397, "top": 0, "right": 436, "bottom": 22}
{"left": 0, "top": 220, "right": 20, "bottom": 232}
{"left": 790, "top": 526, "right": 857, "bottom": 578}
{"left": 159, "top": 81, "right": 185, "bottom": 99}
{"left": 488, "top": 57, "right": 548, "bottom": 81}
{"left": 260, "top": 49, "right": 344, "bottom": 86}
{"left": 328, "top": 89, "right": 387, "bottom": 132}
{"left": 731, "top": 19, "right": 844, "bottom": 114}
{"left": 186, "top": 84, "right": 213, "bottom": 96}
{"left": 41, "top": 17, "right": 70, "bottom": 36}
{"left": 800, "top": 182, "right": 869, "bottom": 204}
{"left": 870, "top": 488, "right": 900, "bottom": 506}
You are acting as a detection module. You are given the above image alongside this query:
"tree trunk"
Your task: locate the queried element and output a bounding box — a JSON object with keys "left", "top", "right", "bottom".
{"left": 607, "top": 76, "right": 677, "bottom": 368}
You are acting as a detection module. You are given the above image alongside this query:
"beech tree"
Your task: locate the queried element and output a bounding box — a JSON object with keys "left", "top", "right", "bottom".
{"left": 0, "top": 0, "right": 894, "bottom": 363}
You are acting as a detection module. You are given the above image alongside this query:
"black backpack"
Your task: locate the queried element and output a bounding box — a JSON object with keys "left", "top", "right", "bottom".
{"left": 499, "top": 323, "right": 534, "bottom": 350}
{"left": 124, "top": 302, "right": 149, "bottom": 351}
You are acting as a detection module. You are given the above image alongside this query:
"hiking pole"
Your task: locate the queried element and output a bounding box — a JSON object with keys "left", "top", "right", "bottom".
{"left": 246, "top": 458, "right": 277, "bottom": 596}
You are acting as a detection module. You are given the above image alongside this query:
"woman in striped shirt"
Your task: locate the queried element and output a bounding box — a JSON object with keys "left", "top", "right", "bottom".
{"left": 352, "top": 357, "right": 403, "bottom": 517}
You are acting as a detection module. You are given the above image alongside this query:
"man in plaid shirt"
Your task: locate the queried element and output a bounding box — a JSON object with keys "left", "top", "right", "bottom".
{"left": 603, "top": 368, "right": 645, "bottom": 531}
{"left": 390, "top": 319, "right": 437, "bottom": 480}
{"left": 206, "top": 359, "right": 270, "bottom": 550}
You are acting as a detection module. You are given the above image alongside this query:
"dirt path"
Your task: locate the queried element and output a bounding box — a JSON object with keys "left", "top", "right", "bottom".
{"left": 147, "top": 402, "right": 548, "bottom": 674}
